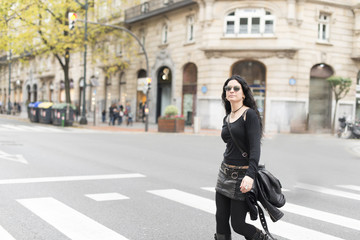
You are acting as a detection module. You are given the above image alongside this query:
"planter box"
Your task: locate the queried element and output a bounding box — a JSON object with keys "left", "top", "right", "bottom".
{"left": 158, "top": 118, "right": 185, "bottom": 132}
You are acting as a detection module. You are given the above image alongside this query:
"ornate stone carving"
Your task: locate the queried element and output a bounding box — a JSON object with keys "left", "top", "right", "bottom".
{"left": 202, "top": 48, "right": 298, "bottom": 59}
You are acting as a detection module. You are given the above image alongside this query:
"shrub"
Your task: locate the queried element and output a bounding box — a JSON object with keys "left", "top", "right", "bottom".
{"left": 159, "top": 105, "right": 185, "bottom": 119}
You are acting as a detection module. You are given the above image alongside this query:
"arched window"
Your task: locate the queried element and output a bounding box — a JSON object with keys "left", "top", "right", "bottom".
{"left": 224, "top": 8, "right": 275, "bottom": 37}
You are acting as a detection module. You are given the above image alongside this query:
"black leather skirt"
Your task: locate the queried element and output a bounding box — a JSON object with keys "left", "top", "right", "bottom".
{"left": 215, "top": 161, "right": 247, "bottom": 201}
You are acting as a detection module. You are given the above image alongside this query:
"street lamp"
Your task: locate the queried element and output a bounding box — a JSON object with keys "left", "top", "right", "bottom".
{"left": 76, "top": 20, "right": 151, "bottom": 131}
{"left": 75, "top": 0, "right": 89, "bottom": 125}
{"left": 7, "top": 50, "right": 12, "bottom": 115}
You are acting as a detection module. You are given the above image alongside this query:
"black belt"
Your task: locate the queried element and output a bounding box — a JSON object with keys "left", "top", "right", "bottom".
{"left": 221, "top": 163, "right": 248, "bottom": 179}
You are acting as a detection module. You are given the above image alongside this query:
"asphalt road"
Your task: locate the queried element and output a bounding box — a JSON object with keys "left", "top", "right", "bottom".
{"left": 0, "top": 117, "right": 359, "bottom": 240}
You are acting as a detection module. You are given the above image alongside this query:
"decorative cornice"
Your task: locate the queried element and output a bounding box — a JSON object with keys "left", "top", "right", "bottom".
{"left": 201, "top": 48, "right": 298, "bottom": 59}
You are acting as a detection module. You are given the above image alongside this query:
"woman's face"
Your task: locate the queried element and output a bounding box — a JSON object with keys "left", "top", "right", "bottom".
{"left": 225, "top": 80, "right": 244, "bottom": 103}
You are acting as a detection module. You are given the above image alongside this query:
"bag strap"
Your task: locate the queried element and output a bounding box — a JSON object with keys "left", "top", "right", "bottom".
{"left": 256, "top": 202, "right": 276, "bottom": 240}
{"left": 226, "top": 114, "right": 248, "bottom": 158}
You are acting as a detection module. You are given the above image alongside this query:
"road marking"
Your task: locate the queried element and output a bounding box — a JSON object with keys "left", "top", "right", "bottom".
{"left": 283, "top": 203, "right": 360, "bottom": 231}
{"left": 201, "top": 187, "right": 215, "bottom": 192}
{"left": 32, "top": 126, "right": 64, "bottom": 132}
{"left": 0, "top": 225, "right": 16, "bottom": 240}
{"left": 148, "top": 189, "right": 347, "bottom": 240}
{"left": 15, "top": 125, "right": 43, "bottom": 132}
{"left": 1, "top": 124, "right": 25, "bottom": 131}
{"left": 147, "top": 189, "right": 215, "bottom": 214}
{"left": 296, "top": 183, "right": 360, "bottom": 201}
{"left": 337, "top": 185, "right": 360, "bottom": 192}
{"left": 0, "top": 150, "right": 28, "bottom": 164}
{"left": 0, "top": 173, "right": 146, "bottom": 185}
{"left": 202, "top": 186, "right": 358, "bottom": 230}
{"left": 17, "top": 197, "right": 128, "bottom": 240}
{"left": 201, "top": 186, "right": 290, "bottom": 192}
{"left": 85, "top": 193, "right": 129, "bottom": 201}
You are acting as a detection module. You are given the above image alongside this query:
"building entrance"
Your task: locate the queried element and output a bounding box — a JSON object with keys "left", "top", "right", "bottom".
{"left": 156, "top": 67, "right": 172, "bottom": 120}
{"left": 308, "top": 63, "right": 333, "bottom": 132}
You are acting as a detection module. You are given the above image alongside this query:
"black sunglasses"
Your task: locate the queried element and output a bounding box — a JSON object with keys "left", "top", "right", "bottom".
{"left": 224, "top": 85, "right": 241, "bottom": 92}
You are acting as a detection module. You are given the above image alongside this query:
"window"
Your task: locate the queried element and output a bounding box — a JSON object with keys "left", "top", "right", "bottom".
{"left": 161, "top": 24, "right": 168, "bottom": 44}
{"left": 98, "top": 0, "right": 107, "bottom": 19}
{"left": 187, "top": 16, "right": 195, "bottom": 42}
{"left": 224, "top": 8, "right": 275, "bottom": 37}
{"left": 141, "top": 2, "right": 149, "bottom": 14}
{"left": 113, "top": 0, "right": 122, "bottom": 8}
{"left": 318, "top": 13, "right": 330, "bottom": 42}
{"left": 116, "top": 40, "right": 123, "bottom": 56}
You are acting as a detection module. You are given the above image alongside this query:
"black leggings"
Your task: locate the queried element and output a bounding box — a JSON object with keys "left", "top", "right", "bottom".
{"left": 215, "top": 192, "right": 257, "bottom": 238}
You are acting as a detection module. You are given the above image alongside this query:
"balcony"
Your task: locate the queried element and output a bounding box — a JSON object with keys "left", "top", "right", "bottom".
{"left": 125, "top": 0, "right": 196, "bottom": 24}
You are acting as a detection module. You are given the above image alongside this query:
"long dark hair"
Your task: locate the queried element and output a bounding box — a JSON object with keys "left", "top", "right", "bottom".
{"left": 221, "top": 75, "right": 263, "bottom": 136}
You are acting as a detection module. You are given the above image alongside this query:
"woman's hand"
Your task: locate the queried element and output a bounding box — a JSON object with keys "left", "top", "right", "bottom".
{"left": 240, "top": 176, "right": 254, "bottom": 193}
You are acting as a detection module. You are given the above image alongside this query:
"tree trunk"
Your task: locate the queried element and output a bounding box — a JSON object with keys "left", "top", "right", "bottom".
{"left": 332, "top": 99, "right": 338, "bottom": 134}
{"left": 64, "top": 49, "right": 71, "bottom": 103}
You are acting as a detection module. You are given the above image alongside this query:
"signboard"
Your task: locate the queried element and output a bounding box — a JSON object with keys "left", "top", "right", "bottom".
{"left": 137, "top": 78, "right": 148, "bottom": 94}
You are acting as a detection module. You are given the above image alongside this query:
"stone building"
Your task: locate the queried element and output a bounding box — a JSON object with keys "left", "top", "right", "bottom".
{"left": 1, "top": 0, "right": 360, "bottom": 133}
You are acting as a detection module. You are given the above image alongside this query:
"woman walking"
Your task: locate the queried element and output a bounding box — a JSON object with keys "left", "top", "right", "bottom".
{"left": 215, "top": 75, "right": 272, "bottom": 240}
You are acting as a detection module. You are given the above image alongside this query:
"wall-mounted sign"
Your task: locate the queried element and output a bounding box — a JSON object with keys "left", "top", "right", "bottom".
{"left": 289, "top": 77, "right": 296, "bottom": 86}
{"left": 201, "top": 85, "right": 207, "bottom": 94}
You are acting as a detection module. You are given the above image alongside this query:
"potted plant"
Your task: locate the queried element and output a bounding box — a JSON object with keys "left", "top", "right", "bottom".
{"left": 158, "top": 105, "right": 185, "bottom": 132}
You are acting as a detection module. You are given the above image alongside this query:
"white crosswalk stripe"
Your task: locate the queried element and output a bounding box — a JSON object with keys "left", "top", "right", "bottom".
{"left": 282, "top": 203, "right": 360, "bottom": 231}
{"left": 0, "top": 225, "right": 15, "bottom": 240}
{"left": 296, "top": 182, "right": 360, "bottom": 201}
{"left": 201, "top": 186, "right": 359, "bottom": 230}
{"left": 149, "top": 188, "right": 358, "bottom": 240}
{"left": 85, "top": 193, "right": 130, "bottom": 201}
{"left": 0, "top": 124, "right": 94, "bottom": 133}
{"left": 1, "top": 182, "right": 358, "bottom": 239}
{"left": 337, "top": 185, "right": 360, "bottom": 192}
{"left": 17, "top": 197, "right": 129, "bottom": 240}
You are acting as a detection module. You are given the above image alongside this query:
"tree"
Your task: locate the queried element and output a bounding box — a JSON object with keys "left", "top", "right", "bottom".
{"left": 326, "top": 76, "right": 352, "bottom": 134}
{"left": 0, "top": 0, "right": 131, "bottom": 104}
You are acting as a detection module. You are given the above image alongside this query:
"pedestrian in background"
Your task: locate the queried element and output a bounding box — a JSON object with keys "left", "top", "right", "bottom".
{"left": 109, "top": 105, "right": 114, "bottom": 126}
{"left": 214, "top": 75, "right": 270, "bottom": 240}
{"left": 102, "top": 109, "right": 106, "bottom": 123}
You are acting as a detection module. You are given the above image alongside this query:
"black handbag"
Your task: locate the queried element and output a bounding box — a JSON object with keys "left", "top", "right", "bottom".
{"left": 226, "top": 114, "right": 285, "bottom": 240}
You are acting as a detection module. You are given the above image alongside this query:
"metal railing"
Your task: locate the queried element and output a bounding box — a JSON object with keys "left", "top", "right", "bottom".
{"left": 125, "top": 0, "right": 195, "bottom": 23}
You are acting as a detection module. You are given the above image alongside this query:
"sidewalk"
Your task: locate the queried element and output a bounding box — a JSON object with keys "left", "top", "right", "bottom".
{"left": 75, "top": 119, "right": 221, "bottom": 135}
{"left": 0, "top": 113, "right": 221, "bottom": 136}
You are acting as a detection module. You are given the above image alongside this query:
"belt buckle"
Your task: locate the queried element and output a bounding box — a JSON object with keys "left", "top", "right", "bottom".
{"left": 231, "top": 172, "right": 238, "bottom": 179}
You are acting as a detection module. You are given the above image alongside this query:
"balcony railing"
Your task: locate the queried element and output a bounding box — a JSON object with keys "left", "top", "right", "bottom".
{"left": 125, "top": 0, "right": 196, "bottom": 24}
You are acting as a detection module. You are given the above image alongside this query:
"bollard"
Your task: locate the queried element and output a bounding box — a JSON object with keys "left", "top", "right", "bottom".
{"left": 193, "top": 116, "right": 201, "bottom": 133}
{"left": 61, "top": 113, "right": 65, "bottom": 127}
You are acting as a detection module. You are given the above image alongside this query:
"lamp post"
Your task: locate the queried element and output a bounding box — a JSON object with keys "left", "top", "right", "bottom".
{"left": 76, "top": 0, "right": 88, "bottom": 125}
{"left": 7, "top": 50, "right": 12, "bottom": 115}
{"left": 76, "top": 20, "right": 151, "bottom": 131}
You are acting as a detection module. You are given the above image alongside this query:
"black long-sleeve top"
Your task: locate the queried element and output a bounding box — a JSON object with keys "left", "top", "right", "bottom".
{"left": 221, "top": 108, "right": 261, "bottom": 179}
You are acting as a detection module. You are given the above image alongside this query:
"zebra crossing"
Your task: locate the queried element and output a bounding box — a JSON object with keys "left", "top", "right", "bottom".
{"left": 0, "top": 124, "right": 94, "bottom": 133}
{"left": 0, "top": 180, "right": 359, "bottom": 239}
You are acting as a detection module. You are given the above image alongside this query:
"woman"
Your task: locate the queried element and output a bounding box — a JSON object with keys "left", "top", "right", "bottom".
{"left": 215, "top": 75, "right": 271, "bottom": 240}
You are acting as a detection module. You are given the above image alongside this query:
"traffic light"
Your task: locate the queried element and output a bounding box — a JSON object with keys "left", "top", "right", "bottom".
{"left": 146, "top": 77, "right": 152, "bottom": 90}
{"left": 68, "top": 12, "right": 77, "bottom": 30}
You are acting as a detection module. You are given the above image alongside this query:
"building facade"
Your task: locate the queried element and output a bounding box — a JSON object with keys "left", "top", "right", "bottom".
{"left": 1, "top": 0, "right": 360, "bottom": 133}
